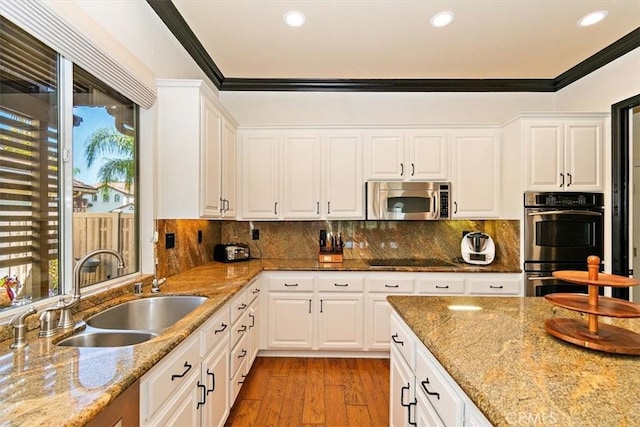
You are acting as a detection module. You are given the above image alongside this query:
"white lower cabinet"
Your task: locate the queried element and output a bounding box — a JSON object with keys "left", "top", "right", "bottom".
{"left": 264, "top": 271, "right": 522, "bottom": 353}
{"left": 391, "top": 311, "right": 492, "bottom": 427}
{"left": 267, "top": 292, "right": 314, "bottom": 349}
{"left": 201, "top": 339, "right": 230, "bottom": 427}
{"left": 317, "top": 292, "right": 364, "bottom": 349}
{"left": 140, "top": 279, "right": 259, "bottom": 427}
{"left": 140, "top": 331, "right": 204, "bottom": 426}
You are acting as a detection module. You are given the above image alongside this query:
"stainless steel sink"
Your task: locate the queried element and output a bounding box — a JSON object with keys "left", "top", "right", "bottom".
{"left": 86, "top": 295, "right": 208, "bottom": 333}
{"left": 56, "top": 295, "right": 208, "bottom": 347}
{"left": 57, "top": 331, "right": 157, "bottom": 347}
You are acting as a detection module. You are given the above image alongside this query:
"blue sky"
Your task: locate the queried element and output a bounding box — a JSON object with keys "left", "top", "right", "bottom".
{"left": 72, "top": 106, "right": 115, "bottom": 185}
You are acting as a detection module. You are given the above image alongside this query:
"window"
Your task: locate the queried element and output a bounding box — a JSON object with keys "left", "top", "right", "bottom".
{"left": 102, "top": 193, "right": 110, "bottom": 203}
{"left": 1, "top": 16, "right": 139, "bottom": 311}
{"left": 114, "top": 194, "right": 121, "bottom": 203}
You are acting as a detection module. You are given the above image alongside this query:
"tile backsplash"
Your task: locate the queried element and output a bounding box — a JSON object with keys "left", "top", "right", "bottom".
{"left": 155, "top": 219, "right": 519, "bottom": 278}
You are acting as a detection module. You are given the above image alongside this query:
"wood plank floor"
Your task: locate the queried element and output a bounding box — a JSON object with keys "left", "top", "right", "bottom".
{"left": 226, "top": 357, "right": 390, "bottom": 426}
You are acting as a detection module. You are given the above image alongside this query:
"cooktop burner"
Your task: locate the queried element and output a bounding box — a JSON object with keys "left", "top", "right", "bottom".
{"left": 367, "top": 258, "right": 457, "bottom": 268}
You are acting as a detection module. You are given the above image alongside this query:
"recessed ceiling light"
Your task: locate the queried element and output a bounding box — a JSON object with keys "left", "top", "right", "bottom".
{"left": 284, "top": 11, "right": 305, "bottom": 27}
{"left": 578, "top": 10, "right": 608, "bottom": 27}
{"left": 430, "top": 11, "right": 455, "bottom": 28}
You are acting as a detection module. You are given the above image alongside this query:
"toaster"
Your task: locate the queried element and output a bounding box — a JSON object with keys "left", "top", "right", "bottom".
{"left": 214, "top": 243, "right": 250, "bottom": 263}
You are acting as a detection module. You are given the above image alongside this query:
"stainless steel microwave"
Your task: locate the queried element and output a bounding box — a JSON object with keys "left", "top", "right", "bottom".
{"left": 366, "top": 181, "right": 451, "bottom": 220}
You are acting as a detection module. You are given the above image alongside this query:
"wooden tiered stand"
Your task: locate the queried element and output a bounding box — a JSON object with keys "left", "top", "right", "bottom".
{"left": 544, "top": 255, "right": 640, "bottom": 355}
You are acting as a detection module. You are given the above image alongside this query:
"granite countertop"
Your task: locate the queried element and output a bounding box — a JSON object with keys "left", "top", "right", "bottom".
{"left": 0, "top": 258, "right": 520, "bottom": 426}
{"left": 387, "top": 295, "right": 640, "bottom": 427}
{"left": 0, "top": 260, "right": 263, "bottom": 427}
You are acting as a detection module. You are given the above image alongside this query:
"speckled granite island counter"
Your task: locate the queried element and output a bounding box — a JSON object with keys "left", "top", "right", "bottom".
{"left": 387, "top": 295, "right": 640, "bottom": 426}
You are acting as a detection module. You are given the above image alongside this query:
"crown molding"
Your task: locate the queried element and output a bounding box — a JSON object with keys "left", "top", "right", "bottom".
{"left": 147, "top": 1, "right": 640, "bottom": 93}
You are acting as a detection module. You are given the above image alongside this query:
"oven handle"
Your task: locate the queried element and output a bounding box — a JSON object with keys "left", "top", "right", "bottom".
{"left": 527, "top": 210, "right": 602, "bottom": 217}
{"left": 527, "top": 276, "right": 558, "bottom": 281}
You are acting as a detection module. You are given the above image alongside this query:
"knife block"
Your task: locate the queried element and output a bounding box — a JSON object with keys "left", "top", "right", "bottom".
{"left": 318, "top": 249, "right": 343, "bottom": 263}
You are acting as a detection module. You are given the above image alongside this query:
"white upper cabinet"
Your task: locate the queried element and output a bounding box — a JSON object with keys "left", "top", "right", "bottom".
{"left": 324, "top": 131, "right": 364, "bottom": 218}
{"left": 406, "top": 130, "right": 449, "bottom": 181}
{"left": 200, "top": 96, "right": 223, "bottom": 217}
{"left": 283, "top": 131, "right": 322, "bottom": 219}
{"left": 365, "top": 129, "right": 449, "bottom": 181}
{"left": 239, "top": 131, "right": 280, "bottom": 219}
{"left": 156, "top": 79, "right": 237, "bottom": 219}
{"left": 221, "top": 120, "right": 237, "bottom": 218}
{"left": 239, "top": 128, "right": 365, "bottom": 220}
{"left": 524, "top": 116, "right": 605, "bottom": 191}
{"left": 451, "top": 128, "right": 501, "bottom": 218}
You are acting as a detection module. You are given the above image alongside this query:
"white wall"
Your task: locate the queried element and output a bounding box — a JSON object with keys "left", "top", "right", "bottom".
{"left": 220, "top": 91, "right": 555, "bottom": 126}
{"left": 555, "top": 48, "right": 640, "bottom": 111}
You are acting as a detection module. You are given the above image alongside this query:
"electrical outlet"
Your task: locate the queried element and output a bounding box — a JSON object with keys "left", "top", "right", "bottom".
{"left": 252, "top": 229, "right": 260, "bottom": 240}
{"left": 165, "top": 233, "right": 175, "bottom": 249}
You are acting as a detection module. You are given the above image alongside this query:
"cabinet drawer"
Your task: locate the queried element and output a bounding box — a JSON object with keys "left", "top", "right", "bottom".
{"left": 416, "top": 278, "right": 464, "bottom": 294}
{"left": 230, "top": 357, "right": 248, "bottom": 406}
{"left": 366, "top": 276, "right": 414, "bottom": 293}
{"left": 415, "top": 346, "right": 464, "bottom": 427}
{"left": 230, "top": 291, "right": 249, "bottom": 325}
{"left": 246, "top": 278, "right": 261, "bottom": 303}
{"left": 200, "top": 305, "right": 230, "bottom": 357}
{"left": 268, "top": 276, "right": 314, "bottom": 292}
{"left": 317, "top": 276, "right": 364, "bottom": 292}
{"left": 390, "top": 312, "right": 415, "bottom": 370}
{"left": 230, "top": 333, "right": 249, "bottom": 378}
{"left": 231, "top": 311, "right": 249, "bottom": 349}
{"left": 141, "top": 332, "right": 200, "bottom": 421}
{"left": 468, "top": 278, "right": 520, "bottom": 295}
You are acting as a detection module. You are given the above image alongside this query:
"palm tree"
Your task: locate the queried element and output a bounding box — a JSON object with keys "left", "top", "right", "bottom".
{"left": 84, "top": 127, "right": 134, "bottom": 192}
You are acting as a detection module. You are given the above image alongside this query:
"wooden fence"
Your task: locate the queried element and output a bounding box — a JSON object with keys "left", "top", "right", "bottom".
{"left": 73, "top": 212, "right": 136, "bottom": 286}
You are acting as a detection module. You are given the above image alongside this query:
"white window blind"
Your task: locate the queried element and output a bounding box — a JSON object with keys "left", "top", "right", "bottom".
{"left": 0, "top": 0, "right": 156, "bottom": 109}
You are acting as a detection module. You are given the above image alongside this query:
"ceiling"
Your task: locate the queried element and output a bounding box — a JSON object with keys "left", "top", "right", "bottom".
{"left": 150, "top": 0, "right": 640, "bottom": 91}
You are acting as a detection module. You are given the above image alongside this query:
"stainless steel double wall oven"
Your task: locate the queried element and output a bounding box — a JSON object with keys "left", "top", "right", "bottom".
{"left": 524, "top": 192, "right": 604, "bottom": 296}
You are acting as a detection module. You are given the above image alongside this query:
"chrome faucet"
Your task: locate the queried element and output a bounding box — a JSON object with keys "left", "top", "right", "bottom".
{"left": 151, "top": 277, "right": 166, "bottom": 293}
{"left": 10, "top": 307, "right": 37, "bottom": 349}
{"left": 52, "top": 249, "right": 125, "bottom": 331}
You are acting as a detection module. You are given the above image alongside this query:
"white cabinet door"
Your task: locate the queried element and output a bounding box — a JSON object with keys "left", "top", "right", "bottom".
{"left": 365, "top": 130, "right": 405, "bottom": 180}
{"left": 406, "top": 130, "right": 449, "bottom": 181}
{"left": 247, "top": 298, "right": 260, "bottom": 365}
{"left": 366, "top": 295, "right": 392, "bottom": 350}
{"left": 524, "top": 121, "right": 564, "bottom": 190}
{"left": 524, "top": 117, "right": 604, "bottom": 191}
{"left": 451, "top": 129, "right": 500, "bottom": 218}
{"left": 240, "top": 132, "right": 280, "bottom": 219}
{"left": 390, "top": 345, "right": 416, "bottom": 427}
{"left": 200, "top": 95, "right": 223, "bottom": 218}
{"left": 564, "top": 120, "right": 603, "bottom": 191}
{"left": 266, "top": 293, "right": 313, "bottom": 348}
{"left": 324, "top": 131, "right": 364, "bottom": 219}
{"left": 201, "top": 340, "right": 229, "bottom": 427}
{"left": 316, "top": 293, "right": 364, "bottom": 350}
{"left": 220, "top": 120, "right": 237, "bottom": 218}
{"left": 283, "top": 132, "right": 321, "bottom": 219}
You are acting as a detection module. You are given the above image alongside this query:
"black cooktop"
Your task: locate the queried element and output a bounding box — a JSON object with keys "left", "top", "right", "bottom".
{"left": 367, "top": 258, "right": 457, "bottom": 268}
